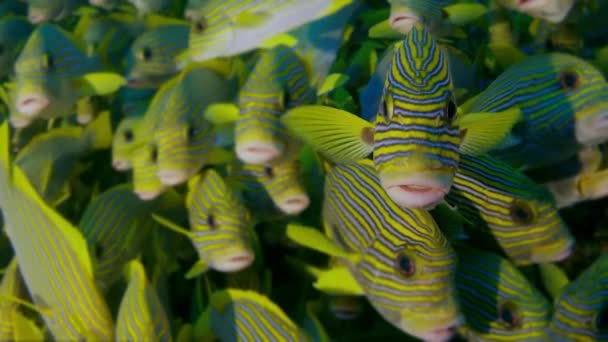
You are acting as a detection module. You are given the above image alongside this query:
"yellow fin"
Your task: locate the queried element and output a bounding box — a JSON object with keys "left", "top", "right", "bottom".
{"left": 314, "top": 266, "right": 364, "bottom": 296}
{"left": 145, "top": 14, "right": 190, "bottom": 28}
{"left": 73, "top": 10, "right": 94, "bottom": 39}
{"left": 186, "top": 260, "right": 209, "bottom": 279}
{"left": 487, "top": 43, "right": 527, "bottom": 70}
{"left": 123, "top": 258, "right": 145, "bottom": 282}
{"left": 204, "top": 103, "right": 240, "bottom": 124}
{"left": 259, "top": 33, "right": 298, "bottom": 49}
{"left": 538, "top": 263, "right": 569, "bottom": 300}
{"left": 193, "top": 306, "right": 214, "bottom": 341}
{"left": 281, "top": 105, "right": 374, "bottom": 163}
{"left": 0, "top": 294, "right": 53, "bottom": 317}
{"left": 207, "top": 147, "right": 234, "bottom": 165}
{"left": 322, "top": 0, "right": 355, "bottom": 17}
{"left": 286, "top": 224, "right": 360, "bottom": 264}
{"left": 234, "top": 11, "right": 271, "bottom": 28}
{"left": 13, "top": 311, "right": 44, "bottom": 341}
{"left": 74, "top": 72, "right": 127, "bottom": 96}
{"left": 368, "top": 19, "right": 402, "bottom": 39}
{"left": 82, "top": 110, "right": 112, "bottom": 150}
{"left": 578, "top": 168, "right": 608, "bottom": 200}
{"left": 317, "top": 73, "right": 350, "bottom": 96}
{"left": 152, "top": 214, "right": 194, "bottom": 238}
{"left": 443, "top": 3, "right": 488, "bottom": 25}
{"left": 175, "top": 50, "right": 192, "bottom": 71}
{"left": 456, "top": 107, "right": 523, "bottom": 156}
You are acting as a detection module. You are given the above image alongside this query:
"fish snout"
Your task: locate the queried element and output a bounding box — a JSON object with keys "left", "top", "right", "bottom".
{"left": 381, "top": 172, "right": 453, "bottom": 209}
{"left": 28, "top": 12, "right": 48, "bottom": 24}
{"left": 236, "top": 141, "right": 283, "bottom": 165}
{"left": 184, "top": 10, "right": 198, "bottom": 22}
{"left": 575, "top": 102, "right": 608, "bottom": 147}
{"left": 419, "top": 320, "right": 462, "bottom": 342}
{"left": 212, "top": 249, "right": 255, "bottom": 272}
{"left": 112, "top": 159, "right": 131, "bottom": 171}
{"left": 134, "top": 188, "right": 163, "bottom": 201}
{"left": 276, "top": 193, "right": 310, "bottom": 215}
{"left": 9, "top": 115, "right": 32, "bottom": 129}
{"left": 531, "top": 239, "right": 575, "bottom": 263}
{"left": 388, "top": 11, "right": 420, "bottom": 34}
{"left": 157, "top": 169, "right": 190, "bottom": 186}
{"left": 15, "top": 94, "right": 50, "bottom": 117}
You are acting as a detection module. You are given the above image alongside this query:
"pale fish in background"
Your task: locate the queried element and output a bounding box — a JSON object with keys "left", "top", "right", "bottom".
{"left": 497, "top": 0, "right": 575, "bottom": 23}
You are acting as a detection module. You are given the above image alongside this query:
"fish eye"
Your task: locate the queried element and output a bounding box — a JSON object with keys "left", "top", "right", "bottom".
{"left": 93, "top": 243, "right": 104, "bottom": 259}
{"left": 187, "top": 126, "right": 196, "bottom": 139}
{"left": 150, "top": 146, "right": 158, "bottom": 162}
{"left": 559, "top": 71, "right": 580, "bottom": 90}
{"left": 509, "top": 201, "right": 534, "bottom": 225}
{"left": 498, "top": 301, "right": 521, "bottom": 329}
{"left": 445, "top": 100, "right": 457, "bottom": 122}
{"left": 264, "top": 167, "right": 274, "bottom": 178}
{"left": 123, "top": 129, "right": 134, "bottom": 142}
{"left": 206, "top": 214, "right": 216, "bottom": 229}
{"left": 192, "top": 17, "right": 208, "bottom": 34}
{"left": 43, "top": 54, "right": 54, "bottom": 70}
{"left": 395, "top": 251, "right": 415, "bottom": 278}
{"left": 594, "top": 305, "right": 608, "bottom": 333}
{"left": 142, "top": 46, "right": 152, "bottom": 61}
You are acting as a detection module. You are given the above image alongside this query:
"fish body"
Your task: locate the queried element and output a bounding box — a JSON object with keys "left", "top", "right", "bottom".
{"left": 455, "top": 248, "right": 551, "bottom": 341}
{"left": 321, "top": 159, "right": 461, "bottom": 342}
{"left": 153, "top": 64, "right": 237, "bottom": 186}
{"left": 549, "top": 254, "right": 608, "bottom": 341}
{"left": 0, "top": 121, "right": 114, "bottom": 340}
{"left": 497, "top": 0, "right": 575, "bottom": 23}
{"left": 195, "top": 289, "right": 311, "bottom": 341}
{"left": 445, "top": 153, "right": 574, "bottom": 265}
{"left": 126, "top": 23, "right": 190, "bottom": 88}
{"left": 0, "top": 17, "right": 33, "bottom": 80}
{"left": 186, "top": 0, "right": 355, "bottom": 62}
{"left": 115, "top": 259, "right": 172, "bottom": 341}
{"left": 468, "top": 53, "right": 608, "bottom": 170}
{"left": 112, "top": 116, "right": 146, "bottom": 171}
{"left": 81, "top": 16, "right": 138, "bottom": 72}
{"left": 227, "top": 158, "right": 310, "bottom": 216}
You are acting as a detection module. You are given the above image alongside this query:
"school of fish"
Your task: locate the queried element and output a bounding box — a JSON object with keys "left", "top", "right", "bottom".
{"left": 0, "top": 0, "right": 607, "bottom": 341}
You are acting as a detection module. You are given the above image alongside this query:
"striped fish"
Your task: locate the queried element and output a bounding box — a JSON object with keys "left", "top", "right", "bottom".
{"left": 0, "top": 17, "right": 32, "bottom": 79}
{"left": 133, "top": 142, "right": 166, "bottom": 200}
{"left": 194, "top": 289, "right": 311, "bottom": 341}
{"left": 0, "top": 258, "right": 44, "bottom": 341}
{"left": 79, "top": 183, "right": 179, "bottom": 291}
{"left": 115, "top": 259, "right": 172, "bottom": 341}
{"left": 112, "top": 116, "right": 146, "bottom": 171}
{"left": 153, "top": 63, "right": 237, "bottom": 186}
{"left": 288, "top": 158, "right": 461, "bottom": 342}
{"left": 281, "top": 22, "right": 520, "bottom": 209}
{"left": 126, "top": 24, "right": 190, "bottom": 89}
{"left": 185, "top": 0, "right": 355, "bottom": 63}
{"left": 445, "top": 153, "right": 574, "bottom": 265}
{"left": 0, "top": 121, "right": 114, "bottom": 340}
{"left": 228, "top": 158, "right": 310, "bottom": 216}
{"left": 549, "top": 254, "right": 608, "bottom": 341}
{"left": 497, "top": 0, "right": 575, "bottom": 23}
{"left": 465, "top": 53, "right": 608, "bottom": 170}
{"left": 455, "top": 248, "right": 551, "bottom": 341}
{"left": 152, "top": 168, "right": 256, "bottom": 278}
{"left": 10, "top": 23, "right": 125, "bottom": 128}
{"left": 15, "top": 111, "right": 112, "bottom": 206}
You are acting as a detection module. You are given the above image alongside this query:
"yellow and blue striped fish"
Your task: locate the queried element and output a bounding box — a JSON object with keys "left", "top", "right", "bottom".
{"left": 0, "top": 17, "right": 32, "bottom": 80}
{"left": 153, "top": 63, "right": 237, "bottom": 186}
{"left": 11, "top": 23, "right": 125, "bottom": 128}
{"left": 549, "top": 254, "right": 608, "bottom": 341}
{"left": 194, "top": 289, "right": 312, "bottom": 341}
{"left": 445, "top": 153, "right": 574, "bottom": 265}
{"left": 288, "top": 158, "right": 461, "bottom": 342}
{"left": 115, "top": 259, "right": 172, "bottom": 341}
{"left": 153, "top": 168, "right": 256, "bottom": 278}
{"left": 132, "top": 141, "right": 167, "bottom": 200}
{"left": 466, "top": 53, "right": 608, "bottom": 170}
{"left": 112, "top": 116, "right": 146, "bottom": 171}
{"left": 454, "top": 248, "right": 551, "bottom": 341}
{"left": 185, "top": 0, "right": 355, "bottom": 63}
{"left": 228, "top": 158, "right": 310, "bottom": 216}
{"left": 126, "top": 23, "right": 190, "bottom": 89}
{"left": 0, "top": 121, "right": 114, "bottom": 340}
{"left": 79, "top": 183, "right": 180, "bottom": 291}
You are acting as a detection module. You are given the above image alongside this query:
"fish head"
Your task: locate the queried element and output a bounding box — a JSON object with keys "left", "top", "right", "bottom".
{"left": 154, "top": 118, "right": 216, "bottom": 186}
{"left": 89, "top": 0, "right": 120, "bottom": 10}
{"left": 374, "top": 22, "right": 459, "bottom": 209}
{"left": 498, "top": 0, "right": 575, "bottom": 23}
{"left": 358, "top": 227, "right": 461, "bottom": 342}
{"left": 132, "top": 142, "right": 166, "bottom": 200}
{"left": 112, "top": 117, "right": 144, "bottom": 171}
{"left": 188, "top": 12, "right": 234, "bottom": 62}
{"left": 126, "top": 26, "right": 188, "bottom": 88}
{"left": 26, "top": 0, "right": 63, "bottom": 24}
{"left": 549, "top": 255, "right": 608, "bottom": 340}
{"left": 387, "top": 0, "right": 448, "bottom": 34}
{"left": 231, "top": 159, "right": 310, "bottom": 216}
{"left": 188, "top": 169, "right": 255, "bottom": 273}
{"left": 455, "top": 250, "right": 551, "bottom": 340}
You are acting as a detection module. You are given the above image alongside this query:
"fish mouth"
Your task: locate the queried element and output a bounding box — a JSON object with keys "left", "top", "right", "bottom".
{"left": 126, "top": 78, "right": 150, "bottom": 89}
{"left": 15, "top": 94, "right": 50, "bottom": 117}
{"left": 77, "top": 113, "right": 94, "bottom": 125}
{"left": 112, "top": 160, "right": 131, "bottom": 171}
{"left": 420, "top": 322, "right": 461, "bottom": 342}
{"left": 236, "top": 142, "right": 283, "bottom": 165}
{"left": 382, "top": 174, "right": 452, "bottom": 209}
{"left": 516, "top": 0, "right": 574, "bottom": 23}
{"left": 276, "top": 194, "right": 310, "bottom": 215}
{"left": 531, "top": 239, "right": 574, "bottom": 263}
{"left": 389, "top": 12, "right": 420, "bottom": 34}
{"left": 575, "top": 105, "right": 608, "bottom": 147}
{"left": 28, "top": 13, "right": 48, "bottom": 24}
{"left": 135, "top": 189, "right": 163, "bottom": 201}
{"left": 212, "top": 250, "right": 255, "bottom": 272}
{"left": 158, "top": 170, "right": 190, "bottom": 186}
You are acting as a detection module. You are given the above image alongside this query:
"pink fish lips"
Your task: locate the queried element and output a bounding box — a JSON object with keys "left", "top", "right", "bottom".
{"left": 214, "top": 251, "right": 255, "bottom": 272}
{"left": 383, "top": 177, "right": 452, "bottom": 209}
{"left": 388, "top": 13, "right": 420, "bottom": 34}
